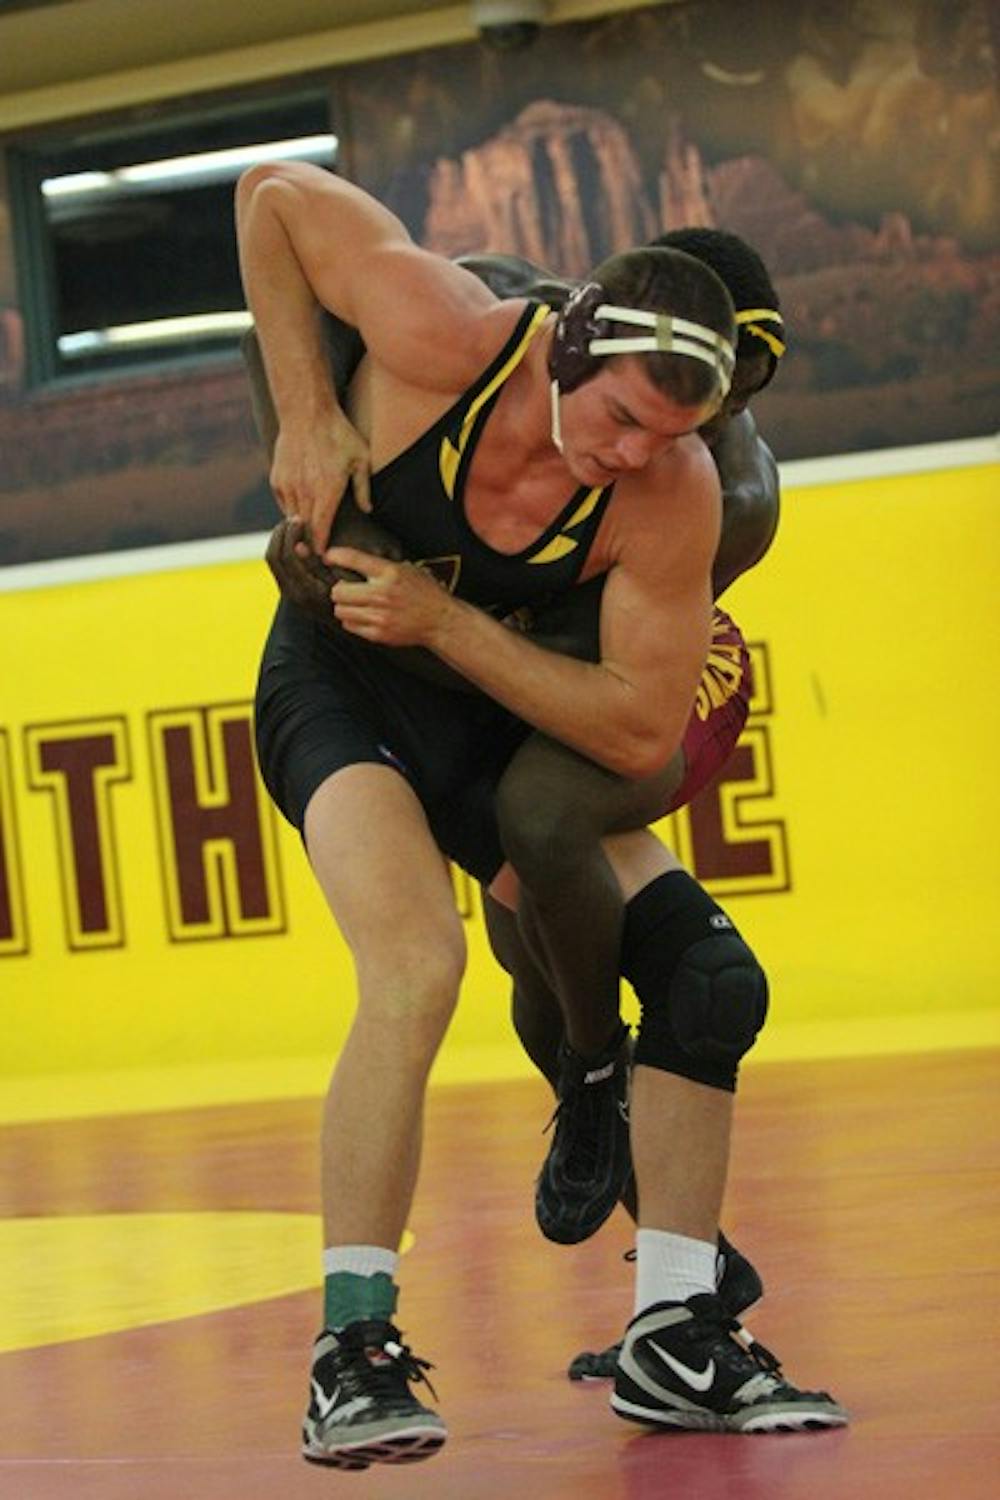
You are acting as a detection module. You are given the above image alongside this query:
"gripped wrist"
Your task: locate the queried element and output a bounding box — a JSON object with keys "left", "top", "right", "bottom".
{"left": 426, "top": 590, "right": 466, "bottom": 659}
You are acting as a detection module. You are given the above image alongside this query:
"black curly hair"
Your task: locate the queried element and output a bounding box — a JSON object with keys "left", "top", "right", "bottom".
{"left": 584, "top": 244, "right": 737, "bottom": 407}
{"left": 651, "top": 228, "right": 785, "bottom": 388}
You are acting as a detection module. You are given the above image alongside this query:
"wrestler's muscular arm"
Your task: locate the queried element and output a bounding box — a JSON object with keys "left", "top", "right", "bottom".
{"left": 329, "top": 439, "right": 721, "bottom": 780}
{"left": 710, "top": 408, "right": 780, "bottom": 598}
{"left": 235, "top": 161, "right": 501, "bottom": 549}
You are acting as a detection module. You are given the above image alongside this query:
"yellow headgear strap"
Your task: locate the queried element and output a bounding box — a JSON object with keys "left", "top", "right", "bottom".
{"left": 735, "top": 307, "right": 785, "bottom": 361}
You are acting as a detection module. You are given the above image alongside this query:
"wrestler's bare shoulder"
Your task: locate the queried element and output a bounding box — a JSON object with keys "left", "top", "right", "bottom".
{"left": 364, "top": 277, "right": 536, "bottom": 398}
{"left": 356, "top": 295, "right": 542, "bottom": 464}
{"left": 622, "top": 435, "right": 720, "bottom": 531}
{"left": 583, "top": 435, "right": 720, "bottom": 580}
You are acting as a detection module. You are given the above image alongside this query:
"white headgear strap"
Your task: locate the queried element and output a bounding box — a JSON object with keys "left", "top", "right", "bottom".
{"left": 550, "top": 378, "right": 564, "bottom": 453}
{"left": 588, "top": 304, "right": 735, "bottom": 398}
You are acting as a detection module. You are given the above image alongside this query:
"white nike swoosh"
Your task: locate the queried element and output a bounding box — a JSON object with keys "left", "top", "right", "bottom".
{"left": 648, "top": 1342, "right": 716, "bottom": 1393}
{"left": 311, "top": 1376, "right": 339, "bottom": 1420}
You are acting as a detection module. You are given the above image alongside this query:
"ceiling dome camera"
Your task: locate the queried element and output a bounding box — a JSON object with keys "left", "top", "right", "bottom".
{"left": 472, "top": 1, "right": 547, "bottom": 51}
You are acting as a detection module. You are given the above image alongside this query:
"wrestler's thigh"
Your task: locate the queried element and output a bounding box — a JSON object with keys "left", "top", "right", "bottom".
{"left": 304, "top": 763, "right": 464, "bottom": 970}
{"left": 499, "top": 731, "right": 685, "bottom": 838}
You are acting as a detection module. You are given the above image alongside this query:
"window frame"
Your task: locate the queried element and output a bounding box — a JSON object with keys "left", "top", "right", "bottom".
{"left": 5, "top": 81, "right": 335, "bottom": 392}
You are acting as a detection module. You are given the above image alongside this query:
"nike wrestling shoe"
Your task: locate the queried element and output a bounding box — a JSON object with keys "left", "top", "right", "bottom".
{"left": 567, "top": 1231, "right": 764, "bottom": 1381}
{"left": 611, "top": 1294, "right": 848, "bottom": 1434}
{"left": 302, "top": 1321, "right": 447, "bottom": 1469}
{"left": 535, "top": 1020, "right": 632, "bottom": 1245}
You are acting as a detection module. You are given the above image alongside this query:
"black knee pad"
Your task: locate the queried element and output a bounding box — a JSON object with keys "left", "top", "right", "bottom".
{"left": 625, "top": 871, "right": 769, "bottom": 1092}
{"left": 669, "top": 931, "right": 769, "bottom": 1067}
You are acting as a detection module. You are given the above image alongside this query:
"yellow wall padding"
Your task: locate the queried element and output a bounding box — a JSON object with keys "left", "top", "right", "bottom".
{"left": 1, "top": 460, "right": 998, "bottom": 1117}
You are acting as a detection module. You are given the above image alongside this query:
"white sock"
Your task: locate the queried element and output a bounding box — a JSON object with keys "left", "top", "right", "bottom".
{"left": 322, "top": 1245, "right": 399, "bottom": 1280}
{"left": 634, "top": 1229, "right": 718, "bottom": 1316}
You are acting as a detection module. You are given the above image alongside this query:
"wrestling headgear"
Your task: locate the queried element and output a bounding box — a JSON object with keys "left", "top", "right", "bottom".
{"left": 547, "top": 281, "right": 736, "bottom": 398}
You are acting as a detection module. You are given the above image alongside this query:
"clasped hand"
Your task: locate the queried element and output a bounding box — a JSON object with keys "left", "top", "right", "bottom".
{"left": 266, "top": 519, "right": 452, "bottom": 647}
{"left": 270, "top": 406, "right": 371, "bottom": 552}
{"left": 328, "top": 547, "right": 453, "bottom": 647}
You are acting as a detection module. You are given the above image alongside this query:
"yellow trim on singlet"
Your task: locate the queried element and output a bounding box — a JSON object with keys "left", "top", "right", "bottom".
{"left": 527, "top": 533, "right": 579, "bottom": 564}
{"left": 440, "top": 433, "right": 461, "bottom": 497}
{"left": 438, "top": 302, "right": 552, "bottom": 501}
{"left": 561, "top": 486, "right": 604, "bottom": 531}
{"left": 527, "top": 485, "right": 604, "bottom": 564}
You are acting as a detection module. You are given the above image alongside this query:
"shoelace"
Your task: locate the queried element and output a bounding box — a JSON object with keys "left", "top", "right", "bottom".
{"left": 383, "top": 1337, "right": 440, "bottom": 1401}
{"left": 542, "top": 1082, "right": 608, "bottom": 1178}
{"left": 338, "top": 1332, "right": 439, "bottom": 1403}
{"left": 729, "top": 1321, "right": 782, "bottom": 1376}
{"left": 695, "top": 1303, "right": 782, "bottom": 1377}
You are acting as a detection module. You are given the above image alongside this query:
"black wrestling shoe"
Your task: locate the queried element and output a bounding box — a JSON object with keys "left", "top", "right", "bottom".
{"left": 535, "top": 1021, "right": 633, "bottom": 1245}
{"left": 567, "top": 1232, "right": 764, "bottom": 1380}
{"left": 611, "top": 1293, "right": 848, "bottom": 1433}
{"left": 301, "top": 1320, "right": 447, "bottom": 1469}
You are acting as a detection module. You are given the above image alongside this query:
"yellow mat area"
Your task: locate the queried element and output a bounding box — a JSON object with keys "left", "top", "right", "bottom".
{"left": 0, "top": 1213, "right": 415, "bottom": 1354}
{"left": 1, "top": 1007, "right": 997, "bottom": 1126}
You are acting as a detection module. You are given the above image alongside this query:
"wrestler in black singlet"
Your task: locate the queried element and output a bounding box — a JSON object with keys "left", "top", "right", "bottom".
{"left": 255, "top": 302, "right": 613, "bottom": 876}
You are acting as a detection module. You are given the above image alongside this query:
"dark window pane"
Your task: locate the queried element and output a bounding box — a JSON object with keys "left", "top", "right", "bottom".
{"left": 14, "top": 92, "right": 335, "bottom": 380}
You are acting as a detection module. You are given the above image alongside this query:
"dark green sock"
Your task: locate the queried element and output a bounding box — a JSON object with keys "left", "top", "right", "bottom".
{"left": 324, "top": 1271, "right": 398, "bottom": 1331}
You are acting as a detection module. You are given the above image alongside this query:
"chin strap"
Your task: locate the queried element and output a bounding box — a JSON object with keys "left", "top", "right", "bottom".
{"left": 550, "top": 377, "right": 564, "bottom": 453}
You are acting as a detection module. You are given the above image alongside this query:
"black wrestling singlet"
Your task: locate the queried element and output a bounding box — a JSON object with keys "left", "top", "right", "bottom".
{"left": 368, "top": 302, "right": 613, "bottom": 616}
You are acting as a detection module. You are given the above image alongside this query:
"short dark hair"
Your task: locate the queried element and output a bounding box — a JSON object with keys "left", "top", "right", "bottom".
{"left": 586, "top": 245, "right": 736, "bottom": 407}
{"left": 651, "top": 228, "right": 784, "bottom": 387}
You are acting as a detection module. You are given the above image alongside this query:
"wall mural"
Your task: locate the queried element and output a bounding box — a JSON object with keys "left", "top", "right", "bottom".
{"left": 0, "top": 0, "right": 996, "bottom": 565}
{"left": 335, "top": 0, "right": 999, "bottom": 461}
